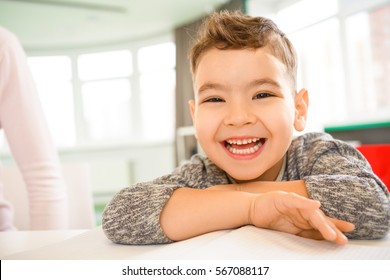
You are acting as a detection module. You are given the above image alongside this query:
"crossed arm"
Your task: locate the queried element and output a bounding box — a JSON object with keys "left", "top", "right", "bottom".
{"left": 103, "top": 140, "right": 389, "bottom": 245}
{"left": 160, "top": 180, "right": 355, "bottom": 245}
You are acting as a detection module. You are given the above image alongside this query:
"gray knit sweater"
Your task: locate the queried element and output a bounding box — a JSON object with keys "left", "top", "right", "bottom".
{"left": 102, "top": 132, "right": 390, "bottom": 245}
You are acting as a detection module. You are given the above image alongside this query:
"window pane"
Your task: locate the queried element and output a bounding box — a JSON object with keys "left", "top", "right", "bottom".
{"left": 140, "top": 70, "right": 175, "bottom": 141}
{"left": 276, "top": 0, "right": 338, "bottom": 33}
{"left": 78, "top": 50, "right": 132, "bottom": 81}
{"left": 28, "top": 56, "right": 72, "bottom": 81}
{"left": 28, "top": 56, "right": 76, "bottom": 147}
{"left": 289, "top": 19, "right": 345, "bottom": 132}
{"left": 0, "top": 131, "right": 8, "bottom": 152}
{"left": 138, "top": 42, "right": 175, "bottom": 73}
{"left": 82, "top": 79, "right": 132, "bottom": 142}
{"left": 345, "top": 5, "right": 390, "bottom": 121}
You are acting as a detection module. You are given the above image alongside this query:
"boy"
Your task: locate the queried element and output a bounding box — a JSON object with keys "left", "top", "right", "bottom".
{"left": 102, "top": 11, "right": 390, "bottom": 245}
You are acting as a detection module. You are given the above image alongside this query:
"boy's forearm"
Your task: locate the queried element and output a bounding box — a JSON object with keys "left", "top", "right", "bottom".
{"left": 160, "top": 187, "right": 354, "bottom": 245}
{"left": 160, "top": 187, "right": 255, "bottom": 241}
{"left": 208, "top": 180, "right": 309, "bottom": 198}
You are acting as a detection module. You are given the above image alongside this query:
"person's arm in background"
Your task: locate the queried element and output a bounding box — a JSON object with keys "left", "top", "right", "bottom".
{"left": 0, "top": 27, "right": 68, "bottom": 230}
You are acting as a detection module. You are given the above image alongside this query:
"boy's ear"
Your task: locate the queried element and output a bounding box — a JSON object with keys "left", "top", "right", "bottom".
{"left": 188, "top": 99, "right": 198, "bottom": 139}
{"left": 294, "top": 88, "right": 309, "bottom": 132}
{"left": 188, "top": 99, "right": 196, "bottom": 123}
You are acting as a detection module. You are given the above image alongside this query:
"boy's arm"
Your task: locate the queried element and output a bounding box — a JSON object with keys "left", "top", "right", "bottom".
{"left": 102, "top": 182, "right": 177, "bottom": 245}
{"left": 209, "top": 134, "right": 390, "bottom": 240}
{"left": 207, "top": 180, "right": 309, "bottom": 197}
{"left": 102, "top": 155, "right": 232, "bottom": 245}
{"left": 160, "top": 187, "right": 354, "bottom": 245}
{"left": 300, "top": 136, "right": 390, "bottom": 239}
{"left": 207, "top": 174, "right": 390, "bottom": 240}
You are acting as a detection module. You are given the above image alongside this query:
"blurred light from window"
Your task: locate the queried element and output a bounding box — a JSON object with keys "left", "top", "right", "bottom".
{"left": 78, "top": 50, "right": 132, "bottom": 81}
{"left": 28, "top": 56, "right": 76, "bottom": 147}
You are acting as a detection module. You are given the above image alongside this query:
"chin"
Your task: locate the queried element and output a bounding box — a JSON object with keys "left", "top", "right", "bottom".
{"left": 228, "top": 171, "right": 262, "bottom": 183}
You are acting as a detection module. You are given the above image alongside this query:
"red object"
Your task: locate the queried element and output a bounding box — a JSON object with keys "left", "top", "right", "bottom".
{"left": 356, "top": 144, "right": 390, "bottom": 191}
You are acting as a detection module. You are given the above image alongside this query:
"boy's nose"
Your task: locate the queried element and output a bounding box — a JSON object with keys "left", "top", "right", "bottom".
{"left": 224, "top": 103, "right": 256, "bottom": 127}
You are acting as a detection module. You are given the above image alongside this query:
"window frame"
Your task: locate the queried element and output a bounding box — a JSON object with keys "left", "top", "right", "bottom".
{"left": 247, "top": 0, "right": 390, "bottom": 130}
{"left": 24, "top": 33, "right": 175, "bottom": 149}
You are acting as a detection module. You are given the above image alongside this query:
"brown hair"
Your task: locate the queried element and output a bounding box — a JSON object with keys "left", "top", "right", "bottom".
{"left": 189, "top": 10, "right": 298, "bottom": 90}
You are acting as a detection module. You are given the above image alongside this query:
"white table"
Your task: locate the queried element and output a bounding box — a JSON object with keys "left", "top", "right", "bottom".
{"left": 1, "top": 226, "right": 390, "bottom": 260}
{"left": 0, "top": 229, "right": 87, "bottom": 258}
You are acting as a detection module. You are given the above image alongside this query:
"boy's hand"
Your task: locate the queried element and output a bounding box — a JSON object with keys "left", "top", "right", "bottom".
{"left": 249, "top": 191, "right": 355, "bottom": 245}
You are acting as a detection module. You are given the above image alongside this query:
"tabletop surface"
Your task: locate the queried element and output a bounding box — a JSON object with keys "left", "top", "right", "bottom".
{"left": 1, "top": 226, "right": 390, "bottom": 260}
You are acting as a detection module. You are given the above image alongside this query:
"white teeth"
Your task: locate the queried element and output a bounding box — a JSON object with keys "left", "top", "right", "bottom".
{"left": 226, "top": 140, "right": 263, "bottom": 155}
{"left": 226, "top": 138, "right": 260, "bottom": 145}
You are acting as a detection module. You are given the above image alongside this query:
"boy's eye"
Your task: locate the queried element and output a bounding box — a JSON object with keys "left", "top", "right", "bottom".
{"left": 204, "top": 97, "right": 225, "bottom": 103}
{"left": 253, "top": 92, "right": 273, "bottom": 99}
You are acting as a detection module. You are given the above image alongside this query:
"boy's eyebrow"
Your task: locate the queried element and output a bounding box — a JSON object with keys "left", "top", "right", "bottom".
{"left": 197, "top": 78, "right": 282, "bottom": 95}
{"left": 197, "top": 82, "right": 226, "bottom": 95}
{"left": 248, "top": 78, "right": 282, "bottom": 89}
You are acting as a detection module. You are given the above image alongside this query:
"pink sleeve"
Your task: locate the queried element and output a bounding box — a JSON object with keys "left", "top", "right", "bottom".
{"left": 0, "top": 27, "right": 68, "bottom": 230}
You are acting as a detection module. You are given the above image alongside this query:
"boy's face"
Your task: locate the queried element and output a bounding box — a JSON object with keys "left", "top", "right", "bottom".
{"left": 189, "top": 48, "right": 308, "bottom": 182}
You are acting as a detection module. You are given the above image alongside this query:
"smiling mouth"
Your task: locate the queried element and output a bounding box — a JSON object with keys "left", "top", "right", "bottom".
{"left": 224, "top": 137, "right": 266, "bottom": 155}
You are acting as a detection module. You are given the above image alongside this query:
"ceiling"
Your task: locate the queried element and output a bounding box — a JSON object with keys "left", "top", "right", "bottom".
{"left": 0, "top": 0, "right": 237, "bottom": 51}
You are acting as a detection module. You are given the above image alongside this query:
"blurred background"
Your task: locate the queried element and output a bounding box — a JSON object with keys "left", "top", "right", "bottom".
{"left": 0, "top": 0, "right": 389, "bottom": 226}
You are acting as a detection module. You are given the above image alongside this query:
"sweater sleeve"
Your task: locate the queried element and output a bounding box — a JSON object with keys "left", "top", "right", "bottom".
{"left": 101, "top": 155, "right": 230, "bottom": 245}
{"left": 288, "top": 133, "right": 390, "bottom": 239}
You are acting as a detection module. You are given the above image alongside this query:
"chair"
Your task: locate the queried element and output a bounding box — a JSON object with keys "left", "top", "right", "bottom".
{"left": 356, "top": 144, "right": 390, "bottom": 191}
{"left": 0, "top": 163, "right": 95, "bottom": 230}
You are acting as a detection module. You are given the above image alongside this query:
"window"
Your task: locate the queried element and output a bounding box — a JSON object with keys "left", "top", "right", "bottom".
{"left": 78, "top": 50, "right": 133, "bottom": 143}
{"left": 138, "top": 42, "right": 176, "bottom": 141}
{"left": 28, "top": 56, "right": 76, "bottom": 147}
{"left": 82, "top": 79, "right": 132, "bottom": 141}
{"left": 275, "top": 0, "right": 345, "bottom": 131}
{"left": 276, "top": 0, "right": 338, "bottom": 33}
{"left": 248, "top": 0, "right": 390, "bottom": 131}
{"left": 345, "top": 5, "right": 390, "bottom": 121}
{"left": 78, "top": 50, "right": 132, "bottom": 80}
{"left": 288, "top": 19, "right": 346, "bottom": 132}
{"left": 13, "top": 40, "right": 176, "bottom": 149}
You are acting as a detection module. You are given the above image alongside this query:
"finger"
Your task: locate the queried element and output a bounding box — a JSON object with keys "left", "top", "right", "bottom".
{"left": 279, "top": 192, "right": 321, "bottom": 210}
{"left": 297, "top": 229, "right": 324, "bottom": 240}
{"left": 328, "top": 217, "right": 355, "bottom": 233}
{"left": 325, "top": 220, "right": 349, "bottom": 245}
{"left": 314, "top": 208, "right": 355, "bottom": 233}
{"left": 298, "top": 227, "right": 348, "bottom": 245}
{"left": 308, "top": 210, "right": 351, "bottom": 245}
{"left": 308, "top": 209, "right": 338, "bottom": 241}
{"left": 324, "top": 218, "right": 354, "bottom": 245}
